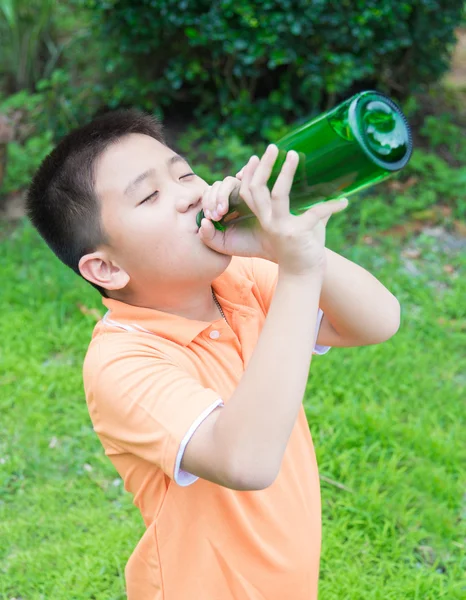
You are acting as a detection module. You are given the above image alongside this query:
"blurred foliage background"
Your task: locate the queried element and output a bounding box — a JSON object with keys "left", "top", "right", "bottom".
{"left": 1, "top": 0, "right": 466, "bottom": 216}
{"left": 1, "top": 2, "right": 465, "bottom": 599}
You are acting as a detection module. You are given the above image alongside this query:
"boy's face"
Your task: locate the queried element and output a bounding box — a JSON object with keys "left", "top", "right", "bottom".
{"left": 93, "top": 133, "right": 231, "bottom": 299}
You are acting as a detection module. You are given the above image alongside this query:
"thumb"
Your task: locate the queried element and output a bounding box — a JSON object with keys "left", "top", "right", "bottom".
{"left": 305, "top": 197, "right": 348, "bottom": 227}
{"left": 321, "top": 214, "right": 331, "bottom": 227}
{"left": 199, "top": 218, "right": 227, "bottom": 253}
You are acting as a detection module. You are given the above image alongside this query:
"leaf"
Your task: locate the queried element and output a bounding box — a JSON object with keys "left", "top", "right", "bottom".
{"left": 0, "top": 0, "right": 15, "bottom": 28}
{"left": 185, "top": 26, "right": 198, "bottom": 39}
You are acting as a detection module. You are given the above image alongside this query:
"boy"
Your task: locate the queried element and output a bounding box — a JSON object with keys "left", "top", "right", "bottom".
{"left": 27, "top": 109, "right": 400, "bottom": 599}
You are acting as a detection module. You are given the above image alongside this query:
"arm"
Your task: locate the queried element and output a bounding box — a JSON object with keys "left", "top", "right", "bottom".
{"left": 181, "top": 270, "right": 323, "bottom": 491}
{"left": 316, "top": 248, "right": 401, "bottom": 347}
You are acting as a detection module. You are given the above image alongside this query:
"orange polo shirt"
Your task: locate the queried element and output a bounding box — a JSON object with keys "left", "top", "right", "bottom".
{"left": 83, "top": 256, "right": 330, "bottom": 600}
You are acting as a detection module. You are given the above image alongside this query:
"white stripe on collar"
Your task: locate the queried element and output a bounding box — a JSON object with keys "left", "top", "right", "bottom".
{"left": 102, "top": 311, "right": 153, "bottom": 335}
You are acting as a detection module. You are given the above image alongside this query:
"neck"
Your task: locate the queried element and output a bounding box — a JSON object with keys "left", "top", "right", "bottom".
{"left": 110, "top": 282, "right": 222, "bottom": 322}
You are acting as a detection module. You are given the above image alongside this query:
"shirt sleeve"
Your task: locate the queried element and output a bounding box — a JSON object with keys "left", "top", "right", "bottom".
{"left": 248, "top": 257, "right": 331, "bottom": 355}
{"left": 84, "top": 338, "right": 224, "bottom": 487}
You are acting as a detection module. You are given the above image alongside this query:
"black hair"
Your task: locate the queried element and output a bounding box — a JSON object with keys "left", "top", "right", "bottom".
{"left": 26, "top": 108, "right": 166, "bottom": 296}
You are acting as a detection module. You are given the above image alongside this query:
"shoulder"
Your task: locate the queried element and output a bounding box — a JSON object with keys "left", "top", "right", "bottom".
{"left": 83, "top": 329, "right": 170, "bottom": 397}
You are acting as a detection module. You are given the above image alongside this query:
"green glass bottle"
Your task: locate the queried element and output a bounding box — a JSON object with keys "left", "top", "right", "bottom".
{"left": 196, "top": 90, "right": 413, "bottom": 231}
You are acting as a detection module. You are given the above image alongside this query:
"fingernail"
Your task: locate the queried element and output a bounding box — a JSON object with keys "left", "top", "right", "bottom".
{"left": 205, "top": 209, "right": 211, "bottom": 218}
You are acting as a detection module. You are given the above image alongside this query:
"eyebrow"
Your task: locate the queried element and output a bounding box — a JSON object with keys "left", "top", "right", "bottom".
{"left": 124, "top": 154, "right": 188, "bottom": 196}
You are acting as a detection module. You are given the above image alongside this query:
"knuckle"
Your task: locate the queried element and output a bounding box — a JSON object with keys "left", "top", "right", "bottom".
{"left": 239, "top": 188, "right": 251, "bottom": 203}
{"left": 266, "top": 220, "right": 284, "bottom": 236}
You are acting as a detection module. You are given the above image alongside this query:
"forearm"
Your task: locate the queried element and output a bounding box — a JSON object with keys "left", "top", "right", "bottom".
{"left": 214, "top": 270, "right": 323, "bottom": 489}
{"left": 320, "top": 248, "right": 400, "bottom": 342}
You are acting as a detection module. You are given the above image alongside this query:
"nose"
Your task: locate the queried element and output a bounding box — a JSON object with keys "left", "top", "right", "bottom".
{"left": 174, "top": 186, "right": 202, "bottom": 213}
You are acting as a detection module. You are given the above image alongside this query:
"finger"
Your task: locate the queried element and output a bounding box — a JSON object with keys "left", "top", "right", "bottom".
{"left": 321, "top": 214, "right": 331, "bottom": 227}
{"left": 320, "top": 198, "right": 347, "bottom": 226}
{"left": 270, "top": 150, "right": 300, "bottom": 221}
{"left": 206, "top": 181, "right": 222, "bottom": 219}
{"left": 199, "top": 218, "right": 227, "bottom": 254}
{"left": 238, "top": 155, "right": 260, "bottom": 215}
{"left": 249, "top": 144, "right": 280, "bottom": 221}
{"left": 215, "top": 177, "right": 237, "bottom": 219}
{"left": 302, "top": 198, "right": 349, "bottom": 229}
{"left": 201, "top": 186, "right": 212, "bottom": 219}
{"left": 235, "top": 168, "right": 244, "bottom": 180}
{"left": 199, "top": 217, "right": 216, "bottom": 241}
{"left": 249, "top": 144, "right": 279, "bottom": 191}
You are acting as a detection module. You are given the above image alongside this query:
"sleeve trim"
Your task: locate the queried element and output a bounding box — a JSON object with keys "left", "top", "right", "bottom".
{"left": 313, "top": 308, "right": 331, "bottom": 355}
{"left": 174, "top": 398, "right": 225, "bottom": 487}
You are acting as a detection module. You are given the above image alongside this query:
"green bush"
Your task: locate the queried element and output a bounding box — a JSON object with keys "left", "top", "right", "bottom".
{"left": 2, "top": 131, "right": 54, "bottom": 194}
{"left": 0, "top": 77, "right": 87, "bottom": 194}
{"left": 0, "top": 1, "right": 105, "bottom": 137}
{"left": 0, "top": 0, "right": 88, "bottom": 94}
{"left": 175, "top": 125, "right": 255, "bottom": 183}
{"left": 0, "top": 0, "right": 56, "bottom": 92}
{"left": 87, "top": 0, "right": 464, "bottom": 141}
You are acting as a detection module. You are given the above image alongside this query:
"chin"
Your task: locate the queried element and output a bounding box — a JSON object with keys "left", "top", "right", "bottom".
{"left": 212, "top": 251, "right": 232, "bottom": 271}
{"left": 201, "top": 250, "right": 232, "bottom": 278}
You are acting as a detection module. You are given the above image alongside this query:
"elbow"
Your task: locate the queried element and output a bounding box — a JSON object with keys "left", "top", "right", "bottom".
{"left": 390, "top": 296, "right": 401, "bottom": 337}
{"left": 228, "top": 461, "right": 278, "bottom": 492}
{"left": 230, "top": 473, "right": 276, "bottom": 492}
{"left": 379, "top": 295, "right": 401, "bottom": 341}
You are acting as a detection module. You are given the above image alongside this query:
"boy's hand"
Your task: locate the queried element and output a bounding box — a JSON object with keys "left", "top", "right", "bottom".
{"left": 199, "top": 144, "right": 348, "bottom": 277}
{"left": 199, "top": 174, "right": 267, "bottom": 260}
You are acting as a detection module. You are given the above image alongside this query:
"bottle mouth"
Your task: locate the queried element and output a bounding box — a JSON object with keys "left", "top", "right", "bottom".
{"left": 348, "top": 91, "right": 413, "bottom": 171}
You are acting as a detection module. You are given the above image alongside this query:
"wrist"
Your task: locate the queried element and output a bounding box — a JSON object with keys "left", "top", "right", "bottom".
{"left": 278, "top": 266, "right": 324, "bottom": 286}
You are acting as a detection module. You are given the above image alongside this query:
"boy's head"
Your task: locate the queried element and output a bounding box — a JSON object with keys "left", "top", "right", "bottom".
{"left": 27, "top": 109, "right": 231, "bottom": 304}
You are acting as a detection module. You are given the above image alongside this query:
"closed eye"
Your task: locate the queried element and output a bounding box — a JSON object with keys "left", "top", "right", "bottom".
{"left": 138, "top": 191, "right": 158, "bottom": 206}
{"left": 137, "top": 173, "right": 195, "bottom": 205}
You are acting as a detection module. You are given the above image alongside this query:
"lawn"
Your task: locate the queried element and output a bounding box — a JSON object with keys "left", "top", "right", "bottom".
{"left": 0, "top": 215, "right": 465, "bottom": 599}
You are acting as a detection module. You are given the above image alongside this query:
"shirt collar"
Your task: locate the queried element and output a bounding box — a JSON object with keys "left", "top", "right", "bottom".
{"left": 100, "top": 258, "right": 255, "bottom": 346}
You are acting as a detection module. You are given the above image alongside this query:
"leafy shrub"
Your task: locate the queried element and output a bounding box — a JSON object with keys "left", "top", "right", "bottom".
{"left": 0, "top": 0, "right": 105, "bottom": 140}
{"left": 87, "top": 0, "right": 464, "bottom": 141}
{"left": 2, "top": 131, "right": 54, "bottom": 194}
{"left": 0, "top": 79, "right": 79, "bottom": 195}
{"left": 419, "top": 114, "right": 466, "bottom": 165}
{"left": 175, "top": 125, "right": 255, "bottom": 183}
{"left": 0, "top": 0, "right": 68, "bottom": 93}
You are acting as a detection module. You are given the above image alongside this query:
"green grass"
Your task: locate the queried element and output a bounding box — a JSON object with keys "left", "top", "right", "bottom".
{"left": 0, "top": 217, "right": 465, "bottom": 599}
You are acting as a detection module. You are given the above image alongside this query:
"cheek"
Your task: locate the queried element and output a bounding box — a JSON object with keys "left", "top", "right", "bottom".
{"left": 103, "top": 204, "right": 198, "bottom": 273}
{"left": 124, "top": 221, "right": 191, "bottom": 270}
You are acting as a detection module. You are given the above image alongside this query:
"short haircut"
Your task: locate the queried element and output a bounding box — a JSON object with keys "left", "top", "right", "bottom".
{"left": 26, "top": 109, "right": 166, "bottom": 296}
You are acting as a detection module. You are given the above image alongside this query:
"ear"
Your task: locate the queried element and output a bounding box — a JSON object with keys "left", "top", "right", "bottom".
{"left": 78, "top": 250, "right": 130, "bottom": 291}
